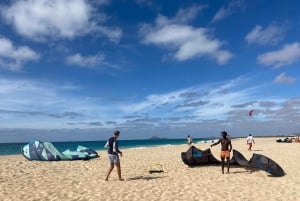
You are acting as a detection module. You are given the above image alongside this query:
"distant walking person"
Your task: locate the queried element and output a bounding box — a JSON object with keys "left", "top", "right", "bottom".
{"left": 187, "top": 135, "right": 193, "bottom": 145}
{"left": 211, "top": 131, "right": 232, "bottom": 174}
{"left": 105, "top": 130, "right": 124, "bottom": 181}
{"left": 246, "top": 134, "right": 255, "bottom": 151}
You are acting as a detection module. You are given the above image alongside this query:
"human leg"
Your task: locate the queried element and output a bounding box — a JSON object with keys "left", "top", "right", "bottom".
{"left": 115, "top": 161, "right": 124, "bottom": 181}
{"left": 226, "top": 157, "right": 230, "bottom": 173}
{"left": 105, "top": 163, "right": 114, "bottom": 181}
{"left": 221, "top": 157, "right": 225, "bottom": 174}
{"left": 248, "top": 143, "right": 252, "bottom": 151}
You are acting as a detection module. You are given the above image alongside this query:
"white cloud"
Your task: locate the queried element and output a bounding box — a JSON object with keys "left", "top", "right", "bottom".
{"left": 0, "top": 77, "right": 120, "bottom": 128}
{"left": 245, "top": 25, "right": 284, "bottom": 45}
{"left": 91, "top": 25, "right": 122, "bottom": 43}
{"left": 1, "top": 0, "right": 121, "bottom": 42}
{"left": 273, "top": 72, "right": 296, "bottom": 84}
{"left": 157, "top": 5, "right": 206, "bottom": 25}
{"left": 0, "top": 78, "right": 75, "bottom": 111}
{"left": 0, "top": 36, "right": 39, "bottom": 71}
{"left": 121, "top": 78, "right": 266, "bottom": 120}
{"left": 65, "top": 53, "right": 105, "bottom": 68}
{"left": 257, "top": 43, "right": 300, "bottom": 67}
{"left": 122, "top": 87, "right": 189, "bottom": 113}
{"left": 211, "top": 0, "right": 246, "bottom": 23}
{"left": 1, "top": 76, "right": 299, "bottom": 140}
{"left": 140, "top": 6, "right": 233, "bottom": 64}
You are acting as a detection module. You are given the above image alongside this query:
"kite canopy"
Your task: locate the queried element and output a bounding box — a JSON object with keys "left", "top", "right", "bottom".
{"left": 181, "top": 146, "right": 220, "bottom": 166}
{"left": 248, "top": 153, "right": 285, "bottom": 177}
{"left": 22, "top": 140, "right": 99, "bottom": 161}
{"left": 181, "top": 146, "right": 285, "bottom": 177}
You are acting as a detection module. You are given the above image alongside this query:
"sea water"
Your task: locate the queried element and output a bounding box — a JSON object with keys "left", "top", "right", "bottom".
{"left": 0, "top": 138, "right": 209, "bottom": 156}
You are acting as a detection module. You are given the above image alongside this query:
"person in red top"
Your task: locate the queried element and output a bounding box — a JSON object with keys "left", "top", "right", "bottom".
{"left": 211, "top": 131, "right": 232, "bottom": 174}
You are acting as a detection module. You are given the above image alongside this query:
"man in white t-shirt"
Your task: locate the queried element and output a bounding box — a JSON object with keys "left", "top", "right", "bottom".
{"left": 246, "top": 134, "right": 255, "bottom": 151}
{"left": 187, "top": 135, "right": 193, "bottom": 146}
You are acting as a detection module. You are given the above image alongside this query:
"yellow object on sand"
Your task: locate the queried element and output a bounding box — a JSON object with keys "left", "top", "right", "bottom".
{"left": 149, "top": 163, "right": 164, "bottom": 174}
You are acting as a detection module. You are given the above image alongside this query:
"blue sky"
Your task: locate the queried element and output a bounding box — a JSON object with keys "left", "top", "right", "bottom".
{"left": 0, "top": 0, "right": 300, "bottom": 142}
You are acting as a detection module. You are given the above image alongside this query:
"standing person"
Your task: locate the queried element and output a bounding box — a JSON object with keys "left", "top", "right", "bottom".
{"left": 105, "top": 130, "right": 124, "bottom": 181}
{"left": 210, "top": 131, "right": 232, "bottom": 174}
{"left": 187, "top": 135, "right": 193, "bottom": 145}
{"left": 246, "top": 134, "right": 255, "bottom": 151}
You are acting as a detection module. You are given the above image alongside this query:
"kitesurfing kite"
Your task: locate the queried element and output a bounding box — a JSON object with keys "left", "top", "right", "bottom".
{"left": 181, "top": 146, "right": 285, "bottom": 177}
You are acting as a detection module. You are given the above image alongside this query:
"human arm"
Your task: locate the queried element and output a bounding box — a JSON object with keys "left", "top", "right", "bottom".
{"left": 229, "top": 141, "right": 232, "bottom": 152}
{"left": 114, "top": 141, "right": 123, "bottom": 156}
{"left": 117, "top": 145, "right": 123, "bottom": 157}
{"left": 104, "top": 140, "right": 109, "bottom": 148}
{"left": 211, "top": 140, "right": 220, "bottom": 148}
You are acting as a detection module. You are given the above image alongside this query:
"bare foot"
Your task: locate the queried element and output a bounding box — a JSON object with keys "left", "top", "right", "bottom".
{"left": 119, "top": 178, "right": 124, "bottom": 181}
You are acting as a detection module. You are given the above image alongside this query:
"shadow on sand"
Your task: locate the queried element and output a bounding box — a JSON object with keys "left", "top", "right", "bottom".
{"left": 230, "top": 166, "right": 259, "bottom": 174}
{"left": 127, "top": 175, "right": 167, "bottom": 181}
{"left": 187, "top": 165, "right": 259, "bottom": 174}
{"left": 252, "top": 149, "right": 264, "bottom": 152}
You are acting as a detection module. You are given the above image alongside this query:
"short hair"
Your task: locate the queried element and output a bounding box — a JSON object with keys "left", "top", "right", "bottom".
{"left": 114, "top": 130, "right": 120, "bottom": 136}
{"left": 221, "top": 131, "right": 228, "bottom": 136}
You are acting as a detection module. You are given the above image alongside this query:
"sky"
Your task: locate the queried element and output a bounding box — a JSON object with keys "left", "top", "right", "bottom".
{"left": 0, "top": 0, "right": 300, "bottom": 142}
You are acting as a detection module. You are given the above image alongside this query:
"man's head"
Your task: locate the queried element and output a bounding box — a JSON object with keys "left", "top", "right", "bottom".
{"left": 114, "top": 130, "right": 120, "bottom": 137}
{"left": 249, "top": 133, "right": 252, "bottom": 136}
{"left": 221, "top": 131, "right": 228, "bottom": 138}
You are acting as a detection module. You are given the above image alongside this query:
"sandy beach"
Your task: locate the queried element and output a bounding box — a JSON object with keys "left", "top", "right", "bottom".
{"left": 1, "top": 137, "right": 300, "bottom": 201}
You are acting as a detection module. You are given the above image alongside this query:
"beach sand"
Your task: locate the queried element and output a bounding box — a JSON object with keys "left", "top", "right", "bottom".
{"left": 1, "top": 137, "right": 300, "bottom": 201}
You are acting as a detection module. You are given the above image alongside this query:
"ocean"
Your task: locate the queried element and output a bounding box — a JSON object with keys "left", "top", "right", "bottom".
{"left": 0, "top": 138, "right": 209, "bottom": 156}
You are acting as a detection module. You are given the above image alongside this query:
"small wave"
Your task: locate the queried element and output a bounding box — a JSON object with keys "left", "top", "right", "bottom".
{"left": 156, "top": 144, "right": 175, "bottom": 148}
{"left": 197, "top": 139, "right": 218, "bottom": 143}
{"left": 126, "top": 144, "right": 178, "bottom": 150}
{"left": 127, "top": 146, "right": 148, "bottom": 150}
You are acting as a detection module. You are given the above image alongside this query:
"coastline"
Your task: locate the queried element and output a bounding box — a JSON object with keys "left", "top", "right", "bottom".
{"left": 1, "top": 137, "right": 300, "bottom": 201}
{"left": 0, "top": 138, "right": 202, "bottom": 156}
{"left": 0, "top": 135, "right": 292, "bottom": 156}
